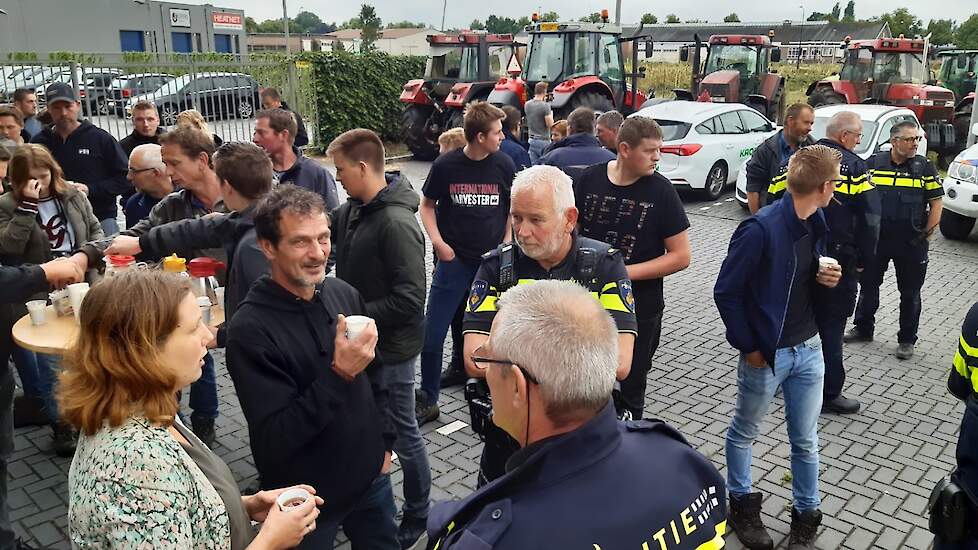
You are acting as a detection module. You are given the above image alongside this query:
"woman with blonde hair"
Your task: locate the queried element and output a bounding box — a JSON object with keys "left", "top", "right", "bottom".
{"left": 0, "top": 143, "right": 103, "bottom": 455}
{"left": 61, "top": 269, "right": 322, "bottom": 549}
{"left": 176, "top": 108, "right": 224, "bottom": 146}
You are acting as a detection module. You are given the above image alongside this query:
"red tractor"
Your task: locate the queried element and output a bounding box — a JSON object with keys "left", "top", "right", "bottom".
{"left": 807, "top": 37, "right": 957, "bottom": 155}
{"left": 676, "top": 34, "right": 787, "bottom": 123}
{"left": 400, "top": 32, "right": 520, "bottom": 160}
{"left": 488, "top": 12, "right": 651, "bottom": 119}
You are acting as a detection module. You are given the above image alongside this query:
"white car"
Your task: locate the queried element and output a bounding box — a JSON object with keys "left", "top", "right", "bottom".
{"left": 940, "top": 123, "right": 978, "bottom": 240}
{"left": 735, "top": 104, "right": 928, "bottom": 209}
{"left": 630, "top": 101, "right": 778, "bottom": 200}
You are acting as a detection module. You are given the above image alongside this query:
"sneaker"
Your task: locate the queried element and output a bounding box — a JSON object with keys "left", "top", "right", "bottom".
{"left": 821, "top": 395, "right": 860, "bottom": 414}
{"left": 52, "top": 422, "right": 78, "bottom": 458}
{"left": 397, "top": 514, "right": 428, "bottom": 549}
{"left": 895, "top": 343, "right": 915, "bottom": 360}
{"left": 843, "top": 327, "right": 873, "bottom": 343}
{"left": 415, "top": 390, "right": 440, "bottom": 426}
{"left": 787, "top": 507, "right": 822, "bottom": 550}
{"left": 439, "top": 367, "right": 468, "bottom": 389}
{"left": 14, "top": 395, "right": 49, "bottom": 428}
{"left": 728, "top": 492, "right": 774, "bottom": 550}
{"left": 191, "top": 414, "right": 217, "bottom": 448}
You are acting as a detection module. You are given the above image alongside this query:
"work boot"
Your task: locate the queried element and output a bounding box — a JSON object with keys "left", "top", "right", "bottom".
{"left": 397, "top": 514, "right": 428, "bottom": 549}
{"left": 415, "top": 389, "right": 440, "bottom": 426}
{"left": 52, "top": 422, "right": 78, "bottom": 458}
{"left": 843, "top": 326, "right": 873, "bottom": 343}
{"left": 191, "top": 414, "right": 217, "bottom": 448}
{"left": 787, "top": 507, "right": 822, "bottom": 550}
{"left": 895, "top": 343, "right": 915, "bottom": 360}
{"left": 14, "top": 394, "right": 48, "bottom": 428}
{"left": 439, "top": 366, "right": 468, "bottom": 389}
{"left": 821, "top": 395, "right": 860, "bottom": 414}
{"left": 728, "top": 492, "right": 774, "bottom": 550}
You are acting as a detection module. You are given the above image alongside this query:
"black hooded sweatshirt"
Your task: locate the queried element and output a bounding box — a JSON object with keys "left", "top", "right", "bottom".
{"left": 226, "top": 275, "right": 395, "bottom": 523}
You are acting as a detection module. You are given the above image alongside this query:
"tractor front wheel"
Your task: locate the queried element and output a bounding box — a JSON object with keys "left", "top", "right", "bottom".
{"left": 808, "top": 87, "right": 846, "bottom": 108}
{"left": 402, "top": 105, "right": 439, "bottom": 161}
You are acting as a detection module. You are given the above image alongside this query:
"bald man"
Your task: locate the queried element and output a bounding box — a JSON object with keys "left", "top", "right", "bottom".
{"left": 123, "top": 143, "right": 174, "bottom": 228}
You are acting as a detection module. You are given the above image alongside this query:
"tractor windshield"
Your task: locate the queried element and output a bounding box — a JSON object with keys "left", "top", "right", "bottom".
{"left": 524, "top": 33, "right": 566, "bottom": 82}
{"left": 425, "top": 45, "right": 480, "bottom": 80}
{"left": 704, "top": 45, "right": 760, "bottom": 78}
{"left": 939, "top": 53, "right": 977, "bottom": 98}
{"left": 871, "top": 52, "right": 928, "bottom": 84}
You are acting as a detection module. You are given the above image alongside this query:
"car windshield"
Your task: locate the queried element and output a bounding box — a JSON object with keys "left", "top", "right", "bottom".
{"left": 704, "top": 45, "right": 759, "bottom": 78}
{"left": 153, "top": 74, "right": 194, "bottom": 96}
{"left": 810, "top": 117, "right": 878, "bottom": 155}
{"left": 656, "top": 119, "right": 692, "bottom": 141}
{"left": 524, "top": 33, "right": 565, "bottom": 82}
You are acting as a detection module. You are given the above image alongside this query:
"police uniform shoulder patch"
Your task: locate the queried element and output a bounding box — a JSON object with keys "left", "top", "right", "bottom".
{"left": 618, "top": 279, "right": 635, "bottom": 313}
{"left": 469, "top": 280, "right": 490, "bottom": 311}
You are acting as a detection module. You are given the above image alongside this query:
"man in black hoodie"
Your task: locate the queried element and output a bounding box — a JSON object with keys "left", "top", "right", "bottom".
{"left": 32, "top": 82, "right": 130, "bottom": 235}
{"left": 328, "top": 129, "right": 430, "bottom": 549}
{"left": 229, "top": 184, "right": 398, "bottom": 549}
{"left": 260, "top": 87, "right": 309, "bottom": 147}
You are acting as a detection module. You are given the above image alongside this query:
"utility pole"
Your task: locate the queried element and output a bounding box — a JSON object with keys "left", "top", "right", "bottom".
{"left": 969, "top": 73, "right": 978, "bottom": 148}
{"left": 615, "top": 0, "right": 622, "bottom": 25}
{"left": 797, "top": 6, "right": 804, "bottom": 69}
{"left": 441, "top": 0, "right": 447, "bottom": 31}
{"left": 282, "top": 0, "right": 297, "bottom": 120}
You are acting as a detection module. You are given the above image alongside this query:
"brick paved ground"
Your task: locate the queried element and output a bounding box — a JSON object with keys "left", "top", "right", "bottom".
{"left": 10, "top": 159, "right": 978, "bottom": 549}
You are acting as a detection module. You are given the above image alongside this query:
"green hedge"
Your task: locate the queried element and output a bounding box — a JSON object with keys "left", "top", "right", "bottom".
{"left": 308, "top": 52, "right": 425, "bottom": 146}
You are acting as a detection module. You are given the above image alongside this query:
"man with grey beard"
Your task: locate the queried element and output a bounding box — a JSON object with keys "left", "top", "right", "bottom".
{"left": 460, "top": 164, "right": 637, "bottom": 486}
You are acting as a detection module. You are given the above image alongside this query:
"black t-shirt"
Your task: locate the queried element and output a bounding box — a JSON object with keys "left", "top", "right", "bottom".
{"left": 778, "top": 219, "right": 818, "bottom": 347}
{"left": 422, "top": 149, "right": 515, "bottom": 262}
{"left": 574, "top": 163, "right": 690, "bottom": 316}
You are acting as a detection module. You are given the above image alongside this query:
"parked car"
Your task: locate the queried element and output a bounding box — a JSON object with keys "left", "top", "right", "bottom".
{"left": 630, "top": 101, "right": 778, "bottom": 200}
{"left": 35, "top": 68, "right": 124, "bottom": 116}
{"left": 126, "top": 72, "right": 260, "bottom": 126}
{"left": 107, "top": 73, "right": 174, "bottom": 117}
{"left": 940, "top": 123, "right": 978, "bottom": 240}
{"left": 0, "top": 66, "right": 60, "bottom": 102}
{"left": 735, "top": 104, "right": 928, "bottom": 208}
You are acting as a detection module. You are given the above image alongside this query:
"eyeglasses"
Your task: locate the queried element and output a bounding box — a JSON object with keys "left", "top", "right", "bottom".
{"left": 127, "top": 167, "right": 155, "bottom": 174}
{"left": 894, "top": 136, "right": 922, "bottom": 143}
{"left": 470, "top": 344, "right": 540, "bottom": 385}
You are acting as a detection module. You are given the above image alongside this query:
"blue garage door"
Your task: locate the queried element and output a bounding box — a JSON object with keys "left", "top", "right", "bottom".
{"left": 214, "top": 34, "right": 232, "bottom": 53}
{"left": 172, "top": 32, "right": 193, "bottom": 53}
{"left": 119, "top": 30, "right": 145, "bottom": 52}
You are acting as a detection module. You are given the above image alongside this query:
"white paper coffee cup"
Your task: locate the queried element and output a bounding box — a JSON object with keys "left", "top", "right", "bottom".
{"left": 67, "top": 283, "right": 90, "bottom": 323}
{"left": 26, "top": 300, "right": 47, "bottom": 326}
{"left": 214, "top": 287, "right": 225, "bottom": 310}
{"left": 344, "top": 315, "right": 372, "bottom": 341}
{"left": 197, "top": 296, "right": 212, "bottom": 325}
{"left": 818, "top": 256, "right": 839, "bottom": 271}
{"left": 276, "top": 488, "right": 311, "bottom": 512}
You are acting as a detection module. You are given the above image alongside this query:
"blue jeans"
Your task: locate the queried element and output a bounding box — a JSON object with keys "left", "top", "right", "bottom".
{"left": 383, "top": 355, "right": 431, "bottom": 519}
{"left": 189, "top": 353, "right": 218, "bottom": 419}
{"left": 726, "top": 335, "right": 825, "bottom": 512}
{"left": 99, "top": 217, "right": 120, "bottom": 237}
{"left": 420, "top": 257, "right": 480, "bottom": 403}
{"left": 12, "top": 348, "right": 60, "bottom": 424}
{"left": 305, "top": 474, "right": 399, "bottom": 549}
{"left": 528, "top": 138, "right": 550, "bottom": 164}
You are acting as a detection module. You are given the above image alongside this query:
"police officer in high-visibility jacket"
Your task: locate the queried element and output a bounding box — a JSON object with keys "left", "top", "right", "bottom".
{"left": 745, "top": 103, "right": 816, "bottom": 214}
{"left": 462, "top": 165, "right": 637, "bottom": 487}
{"left": 813, "top": 111, "right": 881, "bottom": 415}
{"left": 427, "top": 280, "right": 726, "bottom": 550}
{"left": 846, "top": 120, "right": 943, "bottom": 360}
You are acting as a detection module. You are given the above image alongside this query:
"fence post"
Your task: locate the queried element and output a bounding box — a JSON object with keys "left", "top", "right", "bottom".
{"left": 69, "top": 61, "right": 80, "bottom": 101}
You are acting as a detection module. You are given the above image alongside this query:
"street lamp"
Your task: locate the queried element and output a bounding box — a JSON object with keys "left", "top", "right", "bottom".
{"left": 797, "top": 5, "right": 804, "bottom": 68}
{"left": 441, "top": 0, "right": 447, "bottom": 31}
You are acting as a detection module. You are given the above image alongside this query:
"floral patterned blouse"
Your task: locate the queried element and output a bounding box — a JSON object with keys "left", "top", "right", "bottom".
{"left": 68, "top": 416, "right": 231, "bottom": 549}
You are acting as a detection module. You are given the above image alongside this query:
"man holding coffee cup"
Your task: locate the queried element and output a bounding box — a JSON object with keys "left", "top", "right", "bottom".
{"left": 714, "top": 145, "right": 843, "bottom": 550}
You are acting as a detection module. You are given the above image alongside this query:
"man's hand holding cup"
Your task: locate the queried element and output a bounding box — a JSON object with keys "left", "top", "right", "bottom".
{"left": 816, "top": 256, "right": 842, "bottom": 288}
{"left": 331, "top": 314, "right": 378, "bottom": 382}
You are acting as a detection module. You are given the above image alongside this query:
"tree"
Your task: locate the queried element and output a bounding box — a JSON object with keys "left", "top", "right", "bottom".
{"left": 386, "top": 20, "right": 425, "bottom": 29}
{"left": 485, "top": 15, "right": 521, "bottom": 35}
{"left": 257, "top": 19, "right": 285, "bottom": 33}
{"left": 579, "top": 12, "right": 603, "bottom": 23}
{"left": 470, "top": 19, "right": 486, "bottom": 31}
{"left": 927, "top": 19, "right": 957, "bottom": 47}
{"left": 339, "top": 17, "right": 362, "bottom": 30}
{"left": 685, "top": 19, "right": 706, "bottom": 24}
{"left": 292, "top": 11, "right": 323, "bottom": 34}
{"left": 831, "top": 2, "right": 842, "bottom": 21}
{"left": 724, "top": 13, "right": 741, "bottom": 23}
{"left": 808, "top": 11, "right": 838, "bottom": 23}
{"left": 665, "top": 14, "right": 681, "bottom": 24}
{"left": 957, "top": 14, "right": 978, "bottom": 49}
{"left": 843, "top": 1, "right": 856, "bottom": 23}
{"left": 359, "top": 4, "right": 382, "bottom": 51}
{"left": 516, "top": 16, "right": 532, "bottom": 28}
{"left": 539, "top": 11, "right": 560, "bottom": 22}
{"left": 245, "top": 16, "right": 259, "bottom": 33}
{"left": 880, "top": 8, "right": 923, "bottom": 38}
{"left": 641, "top": 13, "right": 658, "bottom": 25}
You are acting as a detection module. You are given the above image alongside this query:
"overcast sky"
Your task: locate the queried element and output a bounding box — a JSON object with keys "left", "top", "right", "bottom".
{"left": 195, "top": 0, "right": 975, "bottom": 29}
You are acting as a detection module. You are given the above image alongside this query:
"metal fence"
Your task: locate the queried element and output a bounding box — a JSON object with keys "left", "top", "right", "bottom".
{"left": 0, "top": 53, "right": 319, "bottom": 147}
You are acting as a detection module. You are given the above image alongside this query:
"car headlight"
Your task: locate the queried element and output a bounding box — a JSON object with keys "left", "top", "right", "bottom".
{"left": 949, "top": 161, "right": 978, "bottom": 184}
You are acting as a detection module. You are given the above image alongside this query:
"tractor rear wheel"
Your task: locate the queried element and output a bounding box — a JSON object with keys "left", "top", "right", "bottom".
{"left": 446, "top": 108, "right": 465, "bottom": 130}
{"left": 569, "top": 90, "right": 614, "bottom": 116}
{"left": 808, "top": 87, "right": 846, "bottom": 108}
{"left": 402, "top": 105, "right": 439, "bottom": 161}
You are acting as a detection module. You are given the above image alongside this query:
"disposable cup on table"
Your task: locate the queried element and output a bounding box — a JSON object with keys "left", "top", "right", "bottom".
{"left": 26, "top": 300, "right": 47, "bottom": 326}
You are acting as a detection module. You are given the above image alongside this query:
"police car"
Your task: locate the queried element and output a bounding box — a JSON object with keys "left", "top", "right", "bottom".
{"left": 630, "top": 101, "right": 778, "bottom": 200}
{"left": 735, "top": 104, "right": 927, "bottom": 208}
{"left": 940, "top": 123, "right": 978, "bottom": 240}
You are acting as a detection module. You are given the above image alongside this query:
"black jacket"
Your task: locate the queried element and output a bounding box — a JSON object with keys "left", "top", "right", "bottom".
{"left": 331, "top": 173, "right": 425, "bottom": 363}
{"left": 0, "top": 264, "right": 50, "bottom": 361}
{"left": 226, "top": 276, "right": 394, "bottom": 522}
{"left": 32, "top": 121, "right": 131, "bottom": 220}
{"left": 745, "top": 130, "right": 815, "bottom": 206}
{"left": 276, "top": 146, "right": 339, "bottom": 211}
{"left": 814, "top": 139, "right": 880, "bottom": 267}
{"left": 119, "top": 127, "right": 165, "bottom": 157}
{"left": 280, "top": 101, "right": 309, "bottom": 147}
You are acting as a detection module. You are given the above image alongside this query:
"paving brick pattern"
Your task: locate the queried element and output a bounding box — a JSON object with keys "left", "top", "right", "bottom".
{"left": 10, "top": 159, "right": 978, "bottom": 549}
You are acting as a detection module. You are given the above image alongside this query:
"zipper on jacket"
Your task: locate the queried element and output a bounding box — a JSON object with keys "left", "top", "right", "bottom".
{"left": 772, "top": 247, "right": 797, "bottom": 373}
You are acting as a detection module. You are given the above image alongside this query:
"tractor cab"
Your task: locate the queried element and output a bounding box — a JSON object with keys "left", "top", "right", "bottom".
{"left": 937, "top": 50, "right": 977, "bottom": 102}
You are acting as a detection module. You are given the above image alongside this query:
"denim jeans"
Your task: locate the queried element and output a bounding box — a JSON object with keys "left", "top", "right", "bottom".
{"left": 528, "top": 138, "right": 550, "bottom": 164}
{"left": 726, "top": 335, "right": 824, "bottom": 512}
{"left": 189, "top": 353, "right": 218, "bottom": 420}
{"left": 419, "top": 257, "right": 480, "bottom": 403}
{"left": 99, "top": 217, "right": 120, "bottom": 237}
{"left": 934, "top": 537, "right": 978, "bottom": 550}
{"left": 383, "top": 356, "right": 431, "bottom": 519}
{"left": 305, "top": 474, "right": 399, "bottom": 549}
{"left": 10, "top": 346, "right": 39, "bottom": 398}
{"left": 11, "top": 348, "right": 61, "bottom": 425}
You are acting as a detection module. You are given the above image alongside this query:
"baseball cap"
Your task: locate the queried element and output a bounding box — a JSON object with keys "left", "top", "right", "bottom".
{"left": 45, "top": 82, "right": 78, "bottom": 105}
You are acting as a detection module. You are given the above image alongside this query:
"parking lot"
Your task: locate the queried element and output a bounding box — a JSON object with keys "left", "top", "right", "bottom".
{"left": 9, "top": 158, "right": 978, "bottom": 549}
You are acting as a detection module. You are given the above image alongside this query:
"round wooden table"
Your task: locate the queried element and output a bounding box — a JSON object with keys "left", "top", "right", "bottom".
{"left": 13, "top": 305, "right": 225, "bottom": 355}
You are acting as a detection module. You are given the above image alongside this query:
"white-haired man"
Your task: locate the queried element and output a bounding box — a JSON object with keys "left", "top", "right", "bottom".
{"left": 462, "top": 164, "right": 637, "bottom": 486}
{"left": 123, "top": 143, "right": 175, "bottom": 228}
{"left": 430, "top": 280, "right": 726, "bottom": 549}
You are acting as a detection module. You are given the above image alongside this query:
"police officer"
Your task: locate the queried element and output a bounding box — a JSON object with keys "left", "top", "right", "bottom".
{"left": 428, "top": 280, "right": 727, "bottom": 550}
{"left": 847, "top": 120, "right": 943, "bottom": 360}
{"left": 746, "top": 103, "right": 816, "bottom": 213}
{"left": 462, "top": 165, "right": 637, "bottom": 486}
{"left": 813, "top": 112, "right": 880, "bottom": 415}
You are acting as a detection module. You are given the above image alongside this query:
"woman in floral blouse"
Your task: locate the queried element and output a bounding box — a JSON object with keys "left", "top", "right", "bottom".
{"left": 59, "top": 269, "right": 323, "bottom": 549}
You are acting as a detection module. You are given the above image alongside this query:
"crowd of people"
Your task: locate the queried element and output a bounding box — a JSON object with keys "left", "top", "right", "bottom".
{"left": 0, "top": 76, "right": 969, "bottom": 550}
